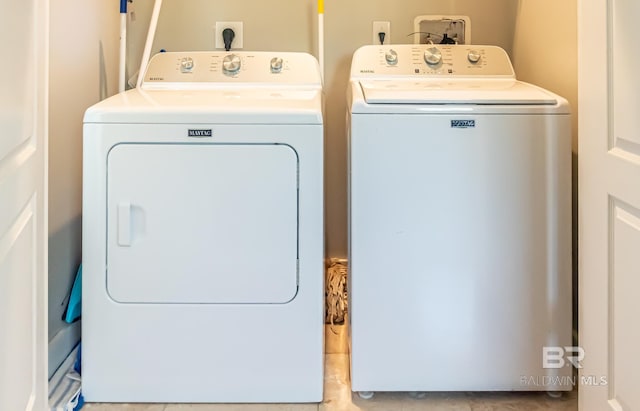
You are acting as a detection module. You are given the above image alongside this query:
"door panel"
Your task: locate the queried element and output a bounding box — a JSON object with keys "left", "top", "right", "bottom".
{"left": 610, "top": 201, "right": 640, "bottom": 410}
{"left": 0, "top": 201, "right": 36, "bottom": 411}
{"left": 580, "top": 0, "right": 640, "bottom": 409}
{"left": 0, "top": 0, "right": 48, "bottom": 410}
{"left": 106, "top": 144, "right": 299, "bottom": 304}
{"left": 0, "top": 2, "right": 34, "bottom": 160}
{"left": 612, "top": 0, "right": 640, "bottom": 155}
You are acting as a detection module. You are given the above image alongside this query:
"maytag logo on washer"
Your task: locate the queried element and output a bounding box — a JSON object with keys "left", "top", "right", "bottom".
{"left": 188, "top": 129, "right": 213, "bottom": 137}
{"left": 451, "top": 120, "right": 476, "bottom": 129}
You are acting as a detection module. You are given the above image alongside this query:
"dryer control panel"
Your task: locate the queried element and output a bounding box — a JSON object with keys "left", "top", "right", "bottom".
{"left": 142, "top": 51, "right": 322, "bottom": 89}
{"left": 350, "top": 44, "right": 515, "bottom": 78}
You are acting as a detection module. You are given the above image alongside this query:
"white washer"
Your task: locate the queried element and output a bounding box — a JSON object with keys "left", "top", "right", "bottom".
{"left": 82, "top": 51, "right": 324, "bottom": 403}
{"left": 347, "top": 45, "right": 572, "bottom": 394}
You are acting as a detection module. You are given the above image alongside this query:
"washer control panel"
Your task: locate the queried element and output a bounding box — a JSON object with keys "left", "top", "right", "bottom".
{"left": 351, "top": 44, "right": 515, "bottom": 78}
{"left": 142, "top": 51, "right": 321, "bottom": 88}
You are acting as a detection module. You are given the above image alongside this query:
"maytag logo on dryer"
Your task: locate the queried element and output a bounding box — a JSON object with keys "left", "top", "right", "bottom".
{"left": 188, "top": 129, "right": 213, "bottom": 138}
{"left": 451, "top": 120, "right": 476, "bottom": 129}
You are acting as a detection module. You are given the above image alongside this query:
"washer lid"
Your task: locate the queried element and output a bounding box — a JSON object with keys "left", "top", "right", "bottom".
{"left": 359, "top": 79, "right": 558, "bottom": 105}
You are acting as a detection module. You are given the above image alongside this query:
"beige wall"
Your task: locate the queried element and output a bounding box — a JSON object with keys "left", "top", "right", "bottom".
{"left": 127, "top": 0, "right": 519, "bottom": 258}
{"left": 512, "top": 0, "right": 578, "bottom": 151}
{"left": 49, "top": 0, "right": 119, "bottom": 376}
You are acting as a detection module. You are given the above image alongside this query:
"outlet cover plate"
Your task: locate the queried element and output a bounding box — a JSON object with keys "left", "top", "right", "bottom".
{"left": 372, "top": 21, "right": 391, "bottom": 45}
{"left": 215, "top": 21, "right": 243, "bottom": 49}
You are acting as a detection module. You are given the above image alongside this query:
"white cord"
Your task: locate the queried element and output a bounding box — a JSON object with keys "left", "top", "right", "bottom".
{"left": 136, "top": 0, "right": 163, "bottom": 88}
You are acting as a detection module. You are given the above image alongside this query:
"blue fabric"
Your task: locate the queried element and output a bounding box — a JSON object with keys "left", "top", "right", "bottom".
{"left": 64, "top": 265, "right": 82, "bottom": 323}
{"left": 74, "top": 394, "right": 84, "bottom": 410}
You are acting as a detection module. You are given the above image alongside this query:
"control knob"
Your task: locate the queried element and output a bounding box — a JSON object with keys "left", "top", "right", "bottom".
{"left": 424, "top": 47, "right": 442, "bottom": 66}
{"left": 222, "top": 54, "right": 241, "bottom": 75}
{"left": 467, "top": 50, "right": 482, "bottom": 64}
{"left": 270, "top": 57, "right": 283, "bottom": 73}
{"left": 180, "top": 57, "right": 194, "bottom": 73}
{"left": 385, "top": 49, "right": 398, "bottom": 65}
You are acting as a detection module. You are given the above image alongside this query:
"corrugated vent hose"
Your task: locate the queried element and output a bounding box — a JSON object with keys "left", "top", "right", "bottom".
{"left": 325, "top": 258, "right": 348, "bottom": 324}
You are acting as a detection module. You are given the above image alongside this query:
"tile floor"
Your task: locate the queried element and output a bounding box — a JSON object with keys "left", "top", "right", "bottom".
{"left": 84, "top": 326, "right": 577, "bottom": 411}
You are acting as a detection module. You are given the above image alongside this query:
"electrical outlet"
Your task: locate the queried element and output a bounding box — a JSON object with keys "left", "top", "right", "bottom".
{"left": 372, "top": 21, "right": 391, "bottom": 45}
{"left": 215, "top": 21, "right": 243, "bottom": 50}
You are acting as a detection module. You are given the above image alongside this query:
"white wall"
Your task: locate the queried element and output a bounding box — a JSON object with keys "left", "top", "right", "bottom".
{"left": 48, "top": 0, "right": 119, "bottom": 377}
{"left": 126, "top": 0, "right": 519, "bottom": 258}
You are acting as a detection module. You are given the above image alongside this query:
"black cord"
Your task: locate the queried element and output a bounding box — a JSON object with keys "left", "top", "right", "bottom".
{"left": 378, "top": 32, "right": 386, "bottom": 45}
{"left": 440, "top": 33, "right": 456, "bottom": 44}
{"left": 222, "top": 28, "right": 235, "bottom": 51}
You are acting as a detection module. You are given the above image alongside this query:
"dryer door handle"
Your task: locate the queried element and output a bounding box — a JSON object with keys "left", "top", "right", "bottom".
{"left": 117, "top": 202, "right": 131, "bottom": 247}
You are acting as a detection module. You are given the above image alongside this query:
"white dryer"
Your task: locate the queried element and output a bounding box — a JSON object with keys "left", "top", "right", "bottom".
{"left": 82, "top": 51, "right": 324, "bottom": 403}
{"left": 347, "top": 45, "right": 572, "bottom": 395}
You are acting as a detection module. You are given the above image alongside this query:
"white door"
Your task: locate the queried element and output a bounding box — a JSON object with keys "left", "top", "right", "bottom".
{"left": 106, "top": 143, "right": 299, "bottom": 304}
{"left": 579, "top": 0, "right": 640, "bottom": 410}
{"left": 0, "top": 0, "right": 48, "bottom": 410}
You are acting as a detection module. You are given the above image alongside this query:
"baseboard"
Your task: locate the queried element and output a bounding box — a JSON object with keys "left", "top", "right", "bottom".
{"left": 48, "top": 321, "right": 81, "bottom": 379}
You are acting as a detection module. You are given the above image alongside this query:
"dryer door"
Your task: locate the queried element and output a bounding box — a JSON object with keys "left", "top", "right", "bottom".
{"left": 106, "top": 143, "right": 299, "bottom": 304}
